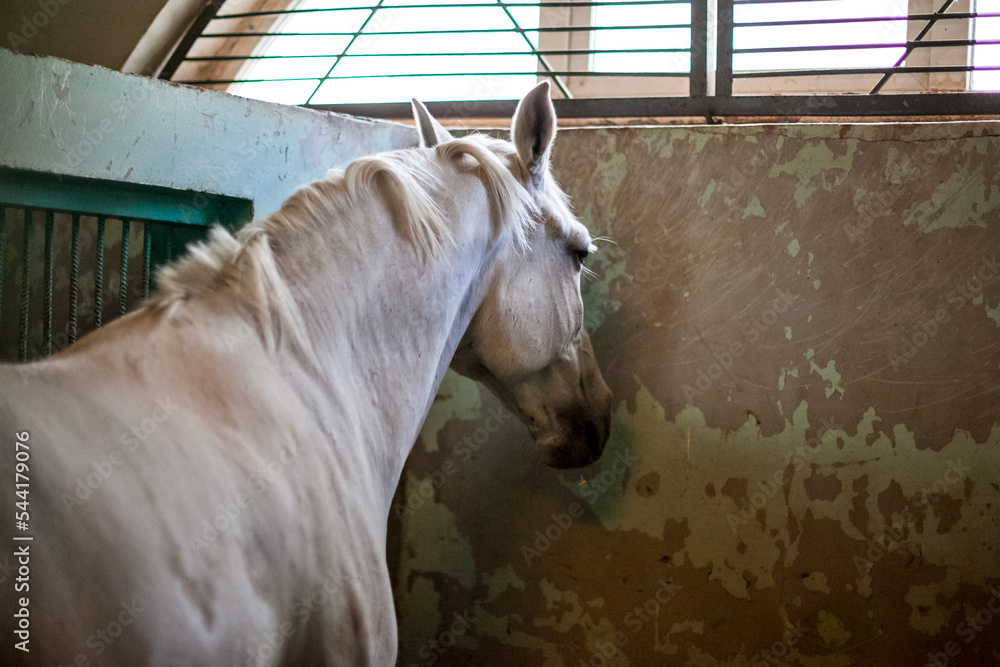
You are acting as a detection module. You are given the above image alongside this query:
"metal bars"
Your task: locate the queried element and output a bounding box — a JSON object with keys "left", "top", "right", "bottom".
{"left": 0, "top": 207, "right": 5, "bottom": 334}
{"left": 164, "top": 0, "right": 1000, "bottom": 118}
{"left": 19, "top": 213, "right": 30, "bottom": 362}
{"left": 43, "top": 211, "right": 53, "bottom": 357}
{"left": 167, "top": 0, "right": 695, "bottom": 101}
{"left": 715, "top": 0, "right": 733, "bottom": 96}
{"left": 495, "top": 0, "right": 573, "bottom": 98}
{"left": 871, "top": 0, "right": 958, "bottom": 93}
{"left": 725, "top": 0, "right": 979, "bottom": 94}
{"left": 69, "top": 213, "right": 80, "bottom": 344}
{"left": 690, "top": 0, "right": 708, "bottom": 96}
{"left": 94, "top": 216, "right": 104, "bottom": 330}
{"left": 142, "top": 222, "right": 152, "bottom": 300}
{"left": 304, "top": 0, "right": 388, "bottom": 105}
{"left": 215, "top": 0, "right": 686, "bottom": 17}
{"left": 194, "top": 23, "right": 691, "bottom": 39}
{"left": 0, "top": 209, "right": 179, "bottom": 361}
{"left": 119, "top": 219, "right": 130, "bottom": 318}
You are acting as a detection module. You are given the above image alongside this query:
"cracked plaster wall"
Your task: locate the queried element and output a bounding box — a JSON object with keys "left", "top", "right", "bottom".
{"left": 391, "top": 122, "right": 1000, "bottom": 667}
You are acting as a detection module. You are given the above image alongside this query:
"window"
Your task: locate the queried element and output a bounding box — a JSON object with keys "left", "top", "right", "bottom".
{"left": 733, "top": 0, "right": 908, "bottom": 73}
{"left": 169, "top": 0, "right": 696, "bottom": 102}
{"left": 228, "top": 0, "right": 542, "bottom": 104}
{"left": 590, "top": 0, "right": 690, "bottom": 73}
{"left": 164, "top": 0, "right": 1000, "bottom": 117}
{"left": 972, "top": 0, "right": 1000, "bottom": 90}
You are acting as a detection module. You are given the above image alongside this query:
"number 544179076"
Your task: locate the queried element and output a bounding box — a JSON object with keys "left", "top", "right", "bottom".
{"left": 14, "top": 431, "right": 30, "bottom": 531}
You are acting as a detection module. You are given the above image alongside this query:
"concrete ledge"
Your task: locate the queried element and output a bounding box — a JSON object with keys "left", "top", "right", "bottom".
{"left": 0, "top": 48, "right": 417, "bottom": 217}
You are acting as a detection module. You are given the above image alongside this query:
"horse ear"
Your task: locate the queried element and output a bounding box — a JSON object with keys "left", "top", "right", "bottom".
{"left": 512, "top": 80, "right": 556, "bottom": 186}
{"left": 411, "top": 98, "right": 452, "bottom": 148}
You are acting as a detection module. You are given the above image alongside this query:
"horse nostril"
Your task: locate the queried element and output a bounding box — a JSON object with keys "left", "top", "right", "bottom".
{"left": 584, "top": 419, "right": 603, "bottom": 458}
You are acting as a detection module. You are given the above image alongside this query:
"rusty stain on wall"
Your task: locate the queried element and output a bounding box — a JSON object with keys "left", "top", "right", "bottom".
{"left": 391, "top": 122, "right": 1000, "bottom": 666}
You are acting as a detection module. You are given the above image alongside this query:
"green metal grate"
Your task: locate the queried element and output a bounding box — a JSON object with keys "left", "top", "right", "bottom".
{"left": 0, "top": 169, "right": 253, "bottom": 362}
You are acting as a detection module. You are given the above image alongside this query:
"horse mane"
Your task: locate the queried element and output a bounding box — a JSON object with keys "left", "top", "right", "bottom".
{"left": 148, "top": 135, "right": 537, "bottom": 358}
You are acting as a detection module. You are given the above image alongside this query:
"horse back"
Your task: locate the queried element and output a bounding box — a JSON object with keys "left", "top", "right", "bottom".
{"left": 0, "top": 306, "right": 396, "bottom": 665}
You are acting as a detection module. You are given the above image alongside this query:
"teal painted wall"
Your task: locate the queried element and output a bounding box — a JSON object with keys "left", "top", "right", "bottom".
{"left": 0, "top": 49, "right": 415, "bottom": 217}
{"left": 0, "top": 48, "right": 415, "bottom": 360}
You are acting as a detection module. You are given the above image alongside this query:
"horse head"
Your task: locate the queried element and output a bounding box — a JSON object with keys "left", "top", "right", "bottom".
{"left": 413, "top": 83, "right": 613, "bottom": 469}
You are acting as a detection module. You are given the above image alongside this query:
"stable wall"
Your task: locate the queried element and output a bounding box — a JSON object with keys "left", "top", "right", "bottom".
{"left": 0, "top": 49, "right": 414, "bottom": 216}
{"left": 0, "top": 48, "right": 414, "bottom": 358}
{"left": 392, "top": 122, "right": 1000, "bottom": 666}
{"left": 5, "top": 48, "right": 1000, "bottom": 667}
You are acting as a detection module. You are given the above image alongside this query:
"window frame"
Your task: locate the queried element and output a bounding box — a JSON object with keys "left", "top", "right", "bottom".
{"left": 161, "top": 0, "right": 1000, "bottom": 119}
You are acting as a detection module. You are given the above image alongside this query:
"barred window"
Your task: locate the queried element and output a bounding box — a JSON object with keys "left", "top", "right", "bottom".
{"left": 164, "top": 0, "right": 1000, "bottom": 118}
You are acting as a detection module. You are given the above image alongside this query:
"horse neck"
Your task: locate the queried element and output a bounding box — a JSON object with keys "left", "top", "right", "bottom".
{"left": 270, "top": 182, "right": 499, "bottom": 518}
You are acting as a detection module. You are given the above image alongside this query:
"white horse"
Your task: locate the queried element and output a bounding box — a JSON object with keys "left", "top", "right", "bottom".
{"left": 0, "top": 82, "right": 612, "bottom": 666}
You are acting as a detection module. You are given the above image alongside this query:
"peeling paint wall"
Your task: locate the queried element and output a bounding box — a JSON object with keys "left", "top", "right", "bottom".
{"left": 392, "top": 123, "right": 1000, "bottom": 666}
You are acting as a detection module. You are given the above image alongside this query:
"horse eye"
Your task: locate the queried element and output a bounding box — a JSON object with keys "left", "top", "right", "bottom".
{"left": 574, "top": 243, "right": 596, "bottom": 266}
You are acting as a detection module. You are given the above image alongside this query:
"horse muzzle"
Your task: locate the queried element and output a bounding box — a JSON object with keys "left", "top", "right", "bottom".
{"left": 537, "top": 396, "right": 612, "bottom": 469}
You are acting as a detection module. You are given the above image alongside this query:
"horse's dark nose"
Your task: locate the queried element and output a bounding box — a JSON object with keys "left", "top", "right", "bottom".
{"left": 584, "top": 419, "right": 603, "bottom": 458}
{"left": 539, "top": 404, "right": 610, "bottom": 469}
